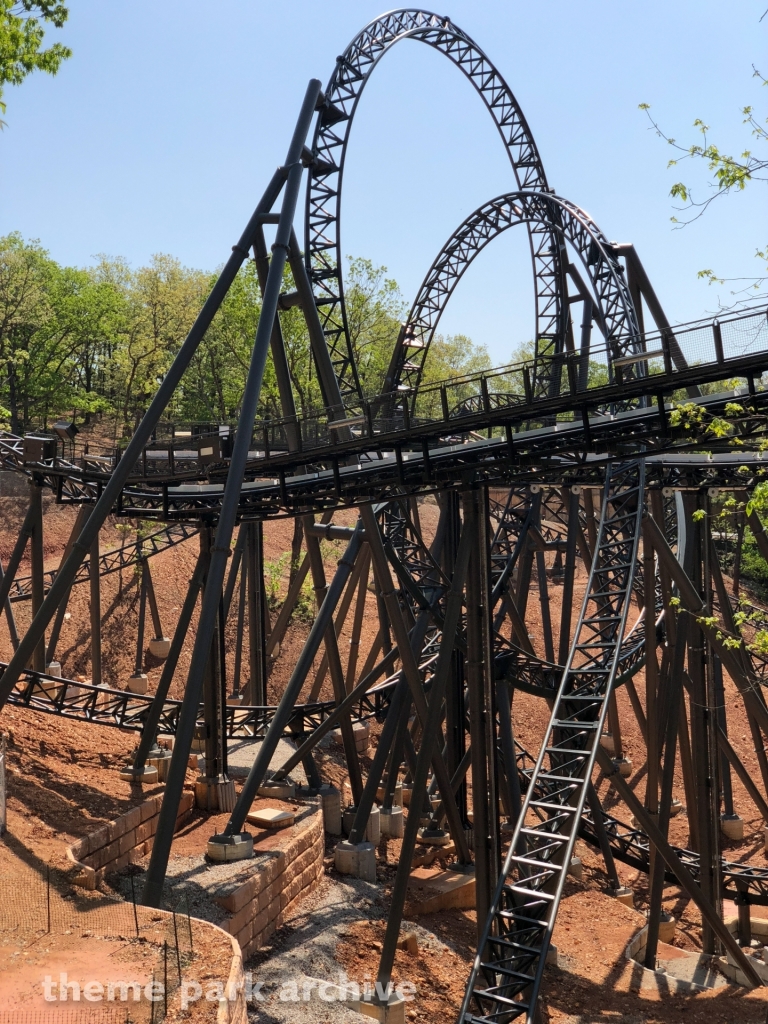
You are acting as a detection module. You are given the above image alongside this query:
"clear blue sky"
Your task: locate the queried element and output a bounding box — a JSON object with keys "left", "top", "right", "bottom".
{"left": 1, "top": 1, "right": 765, "bottom": 364}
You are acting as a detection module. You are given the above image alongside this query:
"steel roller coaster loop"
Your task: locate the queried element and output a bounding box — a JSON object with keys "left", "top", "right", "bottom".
{"left": 306, "top": 8, "right": 566, "bottom": 408}
{"left": 384, "top": 191, "right": 643, "bottom": 412}
{"left": 0, "top": 9, "right": 767, "bottom": 1019}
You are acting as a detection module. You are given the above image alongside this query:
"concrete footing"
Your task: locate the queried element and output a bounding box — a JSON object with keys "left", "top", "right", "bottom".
{"left": 320, "top": 784, "right": 342, "bottom": 835}
{"left": 258, "top": 779, "right": 296, "bottom": 800}
{"left": 207, "top": 831, "right": 253, "bottom": 862}
{"left": 343, "top": 805, "right": 380, "bottom": 843}
{"left": 568, "top": 857, "right": 583, "bottom": 880}
{"left": 376, "top": 783, "right": 403, "bottom": 807}
{"left": 599, "top": 732, "right": 616, "bottom": 755}
{"left": 355, "top": 994, "right": 406, "bottom": 1024}
{"left": 126, "top": 673, "right": 149, "bottom": 694}
{"left": 119, "top": 764, "right": 158, "bottom": 784}
{"left": 195, "top": 775, "right": 236, "bottom": 812}
{"left": 334, "top": 840, "right": 376, "bottom": 881}
{"left": 608, "top": 886, "right": 634, "bottom": 908}
{"left": 46, "top": 661, "right": 62, "bottom": 678}
{"left": 380, "top": 805, "right": 404, "bottom": 838}
{"left": 646, "top": 912, "right": 676, "bottom": 944}
{"left": 613, "top": 756, "right": 633, "bottom": 778}
{"left": 418, "top": 826, "right": 451, "bottom": 846}
{"left": 721, "top": 813, "right": 744, "bottom": 841}
{"left": 148, "top": 637, "right": 172, "bottom": 659}
{"left": 146, "top": 752, "right": 172, "bottom": 782}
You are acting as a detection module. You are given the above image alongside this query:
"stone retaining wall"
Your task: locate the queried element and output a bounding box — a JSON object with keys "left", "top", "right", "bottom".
{"left": 66, "top": 791, "right": 194, "bottom": 890}
{"left": 215, "top": 799, "right": 325, "bottom": 959}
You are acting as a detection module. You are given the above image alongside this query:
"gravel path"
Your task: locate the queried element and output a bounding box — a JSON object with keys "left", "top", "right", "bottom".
{"left": 244, "top": 872, "right": 382, "bottom": 1023}
{"left": 242, "top": 870, "right": 460, "bottom": 1023}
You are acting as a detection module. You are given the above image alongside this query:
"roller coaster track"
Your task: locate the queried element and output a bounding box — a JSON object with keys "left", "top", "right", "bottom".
{"left": 4, "top": 663, "right": 394, "bottom": 740}
{"left": 390, "top": 192, "right": 641, "bottom": 410}
{"left": 6, "top": 522, "right": 198, "bottom": 603}
{"left": 306, "top": 10, "right": 562, "bottom": 407}
{"left": 2, "top": 13, "right": 768, "bottom": 1012}
{"left": 460, "top": 460, "right": 644, "bottom": 1022}
{"left": 511, "top": 744, "right": 768, "bottom": 906}
{"left": 2, "top": 304, "right": 765, "bottom": 518}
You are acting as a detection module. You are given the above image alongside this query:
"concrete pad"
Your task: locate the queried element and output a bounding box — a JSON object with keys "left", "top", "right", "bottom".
{"left": 404, "top": 865, "right": 475, "bottom": 915}
{"left": 247, "top": 807, "right": 295, "bottom": 830}
{"left": 226, "top": 735, "right": 307, "bottom": 785}
{"left": 119, "top": 764, "right": 158, "bottom": 784}
{"left": 417, "top": 827, "right": 451, "bottom": 846}
{"left": 126, "top": 673, "right": 149, "bottom": 694}
{"left": 258, "top": 780, "right": 296, "bottom": 800}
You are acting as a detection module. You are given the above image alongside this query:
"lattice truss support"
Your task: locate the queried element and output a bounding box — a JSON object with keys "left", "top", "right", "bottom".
{"left": 1, "top": 9, "right": 768, "bottom": 1020}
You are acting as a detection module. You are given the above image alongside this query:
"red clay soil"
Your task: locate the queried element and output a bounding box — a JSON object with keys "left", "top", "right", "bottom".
{"left": 0, "top": 843, "right": 235, "bottom": 1023}
{"left": 334, "top": 890, "right": 768, "bottom": 1023}
{"left": 2, "top": 489, "right": 768, "bottom": 1020}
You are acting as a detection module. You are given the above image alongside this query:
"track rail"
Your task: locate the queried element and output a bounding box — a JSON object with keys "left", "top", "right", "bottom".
{"left": 5, "top": 664, "right": 395, "bottom": 739}
{"left": 306, "top": 9, "right": 561, "bottom": 407}
{"left": 7, "top": 522, "right": 198, "bottom": 602}
{"left": 389, "top": 193, "right": 640, "bottom": 409}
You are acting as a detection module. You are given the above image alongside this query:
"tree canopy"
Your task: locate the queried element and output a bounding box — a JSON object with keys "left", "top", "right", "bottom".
{"left": 0, "top": 1, "right": 71, "bottom": 120}
{"left": 0, "top": 233, "right": 494, "bottom": 439}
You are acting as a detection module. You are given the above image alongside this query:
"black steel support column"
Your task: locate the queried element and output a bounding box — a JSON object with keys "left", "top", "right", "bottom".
{"left": 29, "top": 482, "right": 45, "bottom": 673}
{"left": 246, "top": 522, "right": 266, "bottom": 706}
{"left": 465, "top": 487, "right": 493, "bottom": 945}
{"left": 133, "top": 551, "right": 207, "bottom": 771}
{"left": 140, "top": 79, "right": 322, "bottom": 907}
{"left": 88, "top": 511, "right": 102, "bottom": 687}
{"left": 442, "top": 491, "right": 468, "bottom": 824}
{"left": 223, "top": 524, "right": 365, "bottom": 835}
{"left": 375, "top": 505, "right": 473, "bottom": 996}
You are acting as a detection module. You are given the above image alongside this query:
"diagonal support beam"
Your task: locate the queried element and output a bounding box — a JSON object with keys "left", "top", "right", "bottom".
{"left": 644, "top": 514, "right": 768, "bottom": 738}
{"left": 359, "top": 502, "right": 472, "bottom": 864}
{"left": 596, "top": 746, "right": 761, "bottom": 988}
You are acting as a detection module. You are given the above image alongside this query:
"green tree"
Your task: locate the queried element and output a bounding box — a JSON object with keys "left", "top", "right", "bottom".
{"left": 0, "top": 232, "right": 52, "bottom": 431}
{"left": 111, "top": 254, "right": 208, "bottom": 434}
{"left": 343, "top": 256, "right": 406, "bottom": 396}
{"left": 0, "top": 1, "right": 71, "bottom": 121}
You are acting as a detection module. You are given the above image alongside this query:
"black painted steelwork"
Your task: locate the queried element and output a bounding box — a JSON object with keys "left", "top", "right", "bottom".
{"left": 460, "top": 461, "right": 645, "bottom": 1021}
{"left": 306, "top": 9, "right": 560, "bottom": 407}
{"left": 1, "top": 11, "right": 768, "bottom": 1020}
